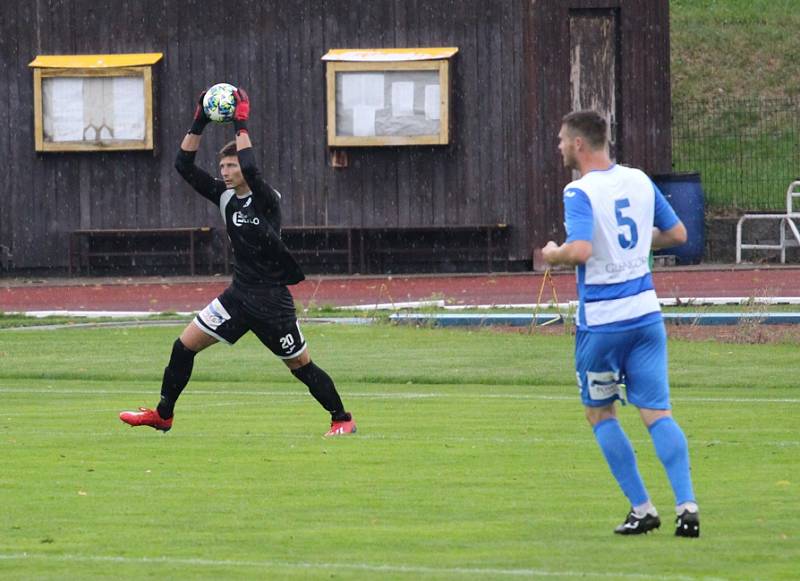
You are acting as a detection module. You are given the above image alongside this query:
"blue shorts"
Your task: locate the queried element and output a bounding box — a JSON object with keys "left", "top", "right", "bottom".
{"left": 575, "top": 321, "right": 671, "bottom": 410}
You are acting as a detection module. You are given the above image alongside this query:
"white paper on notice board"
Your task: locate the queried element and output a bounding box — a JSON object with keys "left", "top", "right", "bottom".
{"left": 342, "top": 73, "right": 385, "bottom": 110}
{"left": 81, "top": 78, "right": 106, "bottom": 132}
{"left": 341, "top": 75, "right": 361, "bottom": 108}
{"left": 391, "top": 82, "right": 415, "bottom": 117}
{"left": 424, "top": 84, "right": 440, "bottom": 120}
{"left": 113, "top": 76, "right": 145, "bottom": 139}
{"left": 352, "top": 105, "right": 376, "bottom": 136}
{"left": 45, "top": 78, "right": 85, "bottom": 141}
{"left": 363, "top": 74, "right": 385, "bottom": 109}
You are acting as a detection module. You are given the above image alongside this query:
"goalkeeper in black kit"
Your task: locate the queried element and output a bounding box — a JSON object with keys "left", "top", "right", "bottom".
{"left": 120, "top": 87, "right": 356, "bottom": 437}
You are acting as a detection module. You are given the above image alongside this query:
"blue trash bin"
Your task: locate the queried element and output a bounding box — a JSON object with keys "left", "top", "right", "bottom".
{"left": 653, "top": 172, "right": 705, "bottom": 265}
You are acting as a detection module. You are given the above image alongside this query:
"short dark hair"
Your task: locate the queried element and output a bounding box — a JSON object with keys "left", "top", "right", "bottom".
{"left": 561, "top": 110, "right": 608, "bottom": 150}
{"left": 218, "top": 140, "right": 237, "bottom": 160}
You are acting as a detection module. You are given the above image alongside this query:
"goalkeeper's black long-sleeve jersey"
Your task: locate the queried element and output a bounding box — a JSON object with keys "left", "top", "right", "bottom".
{"left": 175, "top": 147, "right": 305, "bottom": 288}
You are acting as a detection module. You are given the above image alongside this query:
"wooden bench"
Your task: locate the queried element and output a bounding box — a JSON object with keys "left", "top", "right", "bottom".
{"left": 279, "top": 224, "right": 510, "bottom": 274}
{"left": 357, "top": 224, "right": 511, "bottom": 273}
{"left": 282, "top": 226, "right": 355, "bottom": 274}
{"left": 68, "top": 227, "right": 214, "bottom": 276}
{"left": 217, "top": 224, "right": 511, "bottom": 275}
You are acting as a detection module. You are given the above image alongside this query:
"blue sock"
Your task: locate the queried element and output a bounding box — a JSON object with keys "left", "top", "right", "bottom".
{"left": 593, "top": 418, "right": 649, "bottom": 507}
{"left": 648, "top": 417, "right": 695, "bottom": 505}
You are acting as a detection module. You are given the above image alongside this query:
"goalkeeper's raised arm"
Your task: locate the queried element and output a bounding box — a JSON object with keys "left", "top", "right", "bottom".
{"left": 175, "top": 89, "right": 226, "bottom": 204}
{"left": 230, "top": 87, "right": 281, "bottom": 215}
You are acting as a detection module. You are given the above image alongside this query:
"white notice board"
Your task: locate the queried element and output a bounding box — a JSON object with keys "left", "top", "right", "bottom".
{"left": 325, "top": 58, "right": 453, "bottom": 147}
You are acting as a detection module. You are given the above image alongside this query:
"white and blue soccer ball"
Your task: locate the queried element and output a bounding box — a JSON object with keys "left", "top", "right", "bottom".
{"left": 202, "top": 83, "right": 237, "bottom": 123}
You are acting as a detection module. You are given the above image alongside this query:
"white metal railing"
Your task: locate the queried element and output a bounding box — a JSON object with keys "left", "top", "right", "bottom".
{"left": 736, "top": 181, "right": 800, "bottom": 263}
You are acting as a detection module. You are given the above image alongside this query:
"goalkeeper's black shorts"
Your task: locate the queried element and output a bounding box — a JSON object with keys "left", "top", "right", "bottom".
{"left": 193, "top": 284, "right": 306, "bottom": 359}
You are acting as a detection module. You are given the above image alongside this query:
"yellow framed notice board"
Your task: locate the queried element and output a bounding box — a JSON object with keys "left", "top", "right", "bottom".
{"left": 29, "top": 53, "right": 163, "bottom": 152}
{"left": 322, "top": 48, "right": 458, "bottom": 147}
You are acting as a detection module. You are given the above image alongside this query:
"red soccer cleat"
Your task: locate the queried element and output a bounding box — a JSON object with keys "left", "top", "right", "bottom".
{"left": 324, "top": 413, "right": 356, "bottom": 437}
{"left": 119, "top": 407, "right": 173, "bottom": 432}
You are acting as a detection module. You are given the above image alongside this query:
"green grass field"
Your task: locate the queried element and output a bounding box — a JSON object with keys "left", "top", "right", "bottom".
{"left": 671, "top": 0, "right": 800, "bottom": 101}
{"left": 1, "top": 324, "right": 798, "bottom": 579}
{"left": 670, "top": 0, "right": 800, "bottom": 211}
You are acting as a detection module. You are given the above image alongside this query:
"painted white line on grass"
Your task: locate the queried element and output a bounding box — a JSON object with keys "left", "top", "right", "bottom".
{"left": 0, "top": 387, "right": 441, "bottom": 399}
{"left": 0, "top": 553, "right": 724, "bottom": 580}
{"left": 3, "top": 418, "right": 798, "bottom": 448}
{"left": 8, "top": 310, "right": 194, "bottom": 318}
{"left": 481, "top": 394, "right": 800, "bottom": 404}
{"left": 678, "top": 396, "right": 800, "bottom": 403}
{"left": 1, "top": 386, "right": 799, "bottom": 404}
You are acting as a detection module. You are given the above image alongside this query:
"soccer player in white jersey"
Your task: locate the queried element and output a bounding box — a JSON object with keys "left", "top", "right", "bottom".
{"left": 541, "top": 110, "right": 700, "bottom": 537}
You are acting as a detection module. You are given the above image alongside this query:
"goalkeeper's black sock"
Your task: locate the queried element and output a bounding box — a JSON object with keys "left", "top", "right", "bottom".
{"left": 291, "top": 361, "right": 347, "bottom": 420}
{"left": 156, "top": 339, "right": 197, "bottom": 419}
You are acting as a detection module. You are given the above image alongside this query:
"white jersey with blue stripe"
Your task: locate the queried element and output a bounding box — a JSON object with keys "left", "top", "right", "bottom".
{"left": 563, "top": 164, "right": 680, "bottom": 332}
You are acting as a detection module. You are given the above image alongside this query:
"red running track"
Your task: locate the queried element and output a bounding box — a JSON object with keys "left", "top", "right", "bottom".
{"left": 1, "top": 267, "right": 799, "bottom": 312}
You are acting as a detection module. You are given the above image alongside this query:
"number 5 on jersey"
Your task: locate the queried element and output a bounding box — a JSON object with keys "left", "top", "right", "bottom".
{"left": 615, "top": 198, "right": 639, "bottom": 249}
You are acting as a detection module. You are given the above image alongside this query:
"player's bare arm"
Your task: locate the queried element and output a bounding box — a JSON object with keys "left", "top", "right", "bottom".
{"left": 180, "top": 132, "right": 203, "bottom": 152}
{"left": 541, "top": 239, "right": 593, "bottom": 266}
{"left": 652, "top": 221, "right": 688, "bottom": 250}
